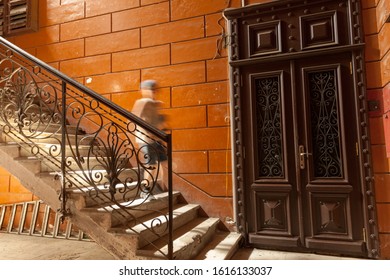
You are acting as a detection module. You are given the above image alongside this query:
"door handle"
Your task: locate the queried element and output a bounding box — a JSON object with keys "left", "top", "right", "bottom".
{"left": 299, "top": 145, "right": 312, "bottom": 169}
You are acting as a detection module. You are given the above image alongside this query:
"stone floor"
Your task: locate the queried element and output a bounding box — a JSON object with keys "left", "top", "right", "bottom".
{"left": 0, "top": 233, "right": 361, "bottom": 260}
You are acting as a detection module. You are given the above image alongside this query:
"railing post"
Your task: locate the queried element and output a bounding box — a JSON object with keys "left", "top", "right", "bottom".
{"left": 167, "top": 133, "right": 173, "bottom": 260}
{"left": 60, "top": 81, "right": 67, "bottom": 221}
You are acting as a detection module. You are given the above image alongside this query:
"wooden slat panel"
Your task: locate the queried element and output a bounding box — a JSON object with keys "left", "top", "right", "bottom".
{"left": 0, "top": 0, "right": 37, "bottom": 36}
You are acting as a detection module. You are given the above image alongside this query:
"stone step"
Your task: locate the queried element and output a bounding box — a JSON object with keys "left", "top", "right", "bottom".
{"left": 6, "top": 141, "right": 92, "bottom": 157}
{"left": 82, "top": 191, "right": 181, "bottom": 228}
{"left": 137, "top": 217, "right": 220, "bottom": 260}
{"left": 37, "top": 167, "right": 139, "bottom": 189}
{"left": 0, "top": 131, "right": 87, "bottom": 146}
{"left": 195, "top": 231, "right": 243, "bottom": 260}
{"left": 110, "top": 203, "right": 201, "bottom": 248}
{"left": 15, "top": 154, "right": 130, "bottom": 173}
{"left": 0, "top": 143, "right": 24, "bottom": 158}
{"left": 68, "top": 181, "right": 140, "bottom": 207}
{"left": 0, "top": 122, "right": 84, "bottom": 135}
{"left": 13, "top": 156, "right": 43, "bottom": 174}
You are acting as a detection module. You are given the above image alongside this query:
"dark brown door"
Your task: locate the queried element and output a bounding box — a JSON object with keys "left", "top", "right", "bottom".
{"left": 242, "top": 52, "right": 367, "bottom": 257}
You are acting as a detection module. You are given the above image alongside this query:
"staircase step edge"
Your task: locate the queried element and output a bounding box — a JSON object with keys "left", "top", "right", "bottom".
{"left": 196, "top": 232, "right": 243, "bottom": 260}
{"left": 137, "top": 217, "right": 220, "bottom": 260}
{"left": 109, "top": 203, "right": 201, "bottom": 235}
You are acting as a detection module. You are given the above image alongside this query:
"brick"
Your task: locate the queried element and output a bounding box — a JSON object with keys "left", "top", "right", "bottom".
{"left": 113, "top": 2, "right": 169, "bottom": 31}
{"left": 25, "top": 48, "right": 37, "bottom": 57}
{"left": 379, "top": 23, "right": 390, "bottom": 58}
{"left": 181, "top": 174, "right": 232, "bottom": 197}
{"left": 369, "top": 117, "right": 385, "bottom": 144}
{"left": 141, "top": 17, "right": 205, "bottom": 47}
{"left": 374, "top": 174, "right": 390, "bottom": 203}
{"left": 379, "top": 234, "right": 390, "bottom": 258}
{"left": 172, "top": 127, "right": 230, "bottom": 151}
{"left": 209, "top": 150, "right": 232, "bottom": 173}
{"left": 9, "top": 177, "right": 30, "bottom": 194}
{"left": 39, "top": 0, "right": 60, "bottom": 7}
{"left": 0, "top": 193, "right": 33, "bottom": 204}
{"left": 382, "top": 51, "right": 390, "bottom": 87}
{"left": 172, "top": 81, "right": 229, "bottom": 107}
{"left": 366, "top": 61, "right": 382, "bottom": 88}
{"left": 364, "top": 34, "right": 380, "bottom": 62}
{"left": 377, "top": 0, "right": 390, "bottom": 27}
{"left": 0, "top": 193, "right": 11, "bottom": 204}
{"left": 48, "top": 62, "right": 60, "bottom": 70}
{"left": 86, "top": 0, "right": 139, "bottom": 17}
{"left": 171, "top": 36, "right": 223, "bottom": 64}
{"left": 36, "top": 39, "right": 84, "bottom": 62}
{"left": 39, "top": 1, "right": 84, "bottom": 27}
{"left": 84, "top": 70, "right": 140, "bottom": 94}
{"left": 362, "top": 7, "right": 378, "bottom": 35}
{"left": 141, "top": 0, "right": 166, "bottom": 5}
{"left": 60, "top": 54, "right": 111, "bottom": 77}
{"left": 112, "top": 87, "right": 171, "bottom": 112}
{"left": 207, "top": 57, "right": 229, "bottom": 82}
{"left": 384, "top": 83, "right": 390, "bottom": 157}
{"left": 163, "top": 106, "right": 207, "bottom": 129}
{"left": 60, "top": 15, "right": 111, "bottom": 41}
{"left": 171, "top": 0, "right": 232, "bottom": 20}
{"left": 112, "top": 45, "right": 170, "bottom": 72}
{"left": 86, "top": 30, "right": 140, "bottom": 56}
{"left": 61, "top": 0, "right": 83, "bottom": 4}
{"left": 361, "top": 0, "right": 377, "bottom": 9}
{"left": 0, "top": 175, "right": 10, "bottom": 192}
{"left": 371, "top": 144, "right": 389, "bottom": 172}
{"left": 142, "top": 62, "right": 206, "bottom": 87}
{"left": 154, "top": 88, "right": 171, "bottom": 109}
{"left": 117, "top": 91, "right": 137, "bottom": 112}
{"left": 206, "top": 13, "right": 226, "bottom": 37}
{"left": 207, "top": 103, "right": 230, "bottom": 127}
{"left": 377, "top": 204, "right": 390, "bottom": 232}
{"left": 172, "top": 151, "right": 208, "bottom": 173}
{"left": 0, "top": 166, "right": 10, "bottom": 176}
{"left": 13, "top": 25, "right": 60, "bottom": 48}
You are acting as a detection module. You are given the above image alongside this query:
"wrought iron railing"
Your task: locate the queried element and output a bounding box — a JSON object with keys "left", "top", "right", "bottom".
{"left": 0, "top": 37, "right": 173, "bottom": 259}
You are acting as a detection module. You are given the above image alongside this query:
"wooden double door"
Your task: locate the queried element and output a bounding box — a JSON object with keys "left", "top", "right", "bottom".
{"left": 241, "top": 52, "right": 367, "bottom": 257}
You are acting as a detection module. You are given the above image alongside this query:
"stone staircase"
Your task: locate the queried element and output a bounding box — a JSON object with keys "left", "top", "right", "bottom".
{"left": 0, "top": 36, "right": 242, "bottom": 259}
{"left": 0, "top": 121, "right": 242, "bottom": 260}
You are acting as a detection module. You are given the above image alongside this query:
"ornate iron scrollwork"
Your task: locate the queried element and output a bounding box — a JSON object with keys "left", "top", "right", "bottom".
{"left": 0, "top": 42, "right": 171, "bottom": 257}
{"left": 255, "top": 76, "right": 284, "bottom": 178}
{"left": 308, "top": 70, "right": 342, "bottom": 178}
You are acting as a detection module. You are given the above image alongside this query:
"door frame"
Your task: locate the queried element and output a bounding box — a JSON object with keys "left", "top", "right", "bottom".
{"left": 224, "top": 0, "right": 380, "bottom": 258}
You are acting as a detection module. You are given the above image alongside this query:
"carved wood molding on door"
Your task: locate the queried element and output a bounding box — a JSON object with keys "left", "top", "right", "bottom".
{"left": 224, "top": 0, "right": 379, "bottom": 258}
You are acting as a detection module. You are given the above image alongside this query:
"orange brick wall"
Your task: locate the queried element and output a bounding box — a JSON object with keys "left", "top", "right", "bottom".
{"left": 362, "top": 0, "right": 390, "bottom": 258}
{"left": 2, "top": 0, "right": 256, "bottom": 217}
{"left": 0, "top": 167, "right": 36, "bottom": 204}
{"left": 0, "top": 0, "right": 389, "bottom": 258}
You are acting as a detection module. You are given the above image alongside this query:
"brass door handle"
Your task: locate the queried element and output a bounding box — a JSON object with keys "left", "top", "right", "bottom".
{"left": 299, "top": 145, "right": 312, "bottom": 169}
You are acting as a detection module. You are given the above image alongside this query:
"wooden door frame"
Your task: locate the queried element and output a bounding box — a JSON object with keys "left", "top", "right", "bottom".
{"left": 224, "top": 0, "right": 380, "bottom": 258}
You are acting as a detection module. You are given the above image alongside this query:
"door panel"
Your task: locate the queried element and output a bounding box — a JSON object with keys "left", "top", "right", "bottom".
{"left": 297, "top": 54, "right": 364, "bottom": 252}
{"left": 243, "top": 53, "right": 366, "bottom": 256}
{"left": 244, "top": 62, "right": 300, "bottom": 248}
{"left": 224, "top": 0, "right": 378, "bottom": 259}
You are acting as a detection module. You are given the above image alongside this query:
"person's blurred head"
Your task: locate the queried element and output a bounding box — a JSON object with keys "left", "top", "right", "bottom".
{"left": 140, "top": 80, "right": 157, "bottom": 99}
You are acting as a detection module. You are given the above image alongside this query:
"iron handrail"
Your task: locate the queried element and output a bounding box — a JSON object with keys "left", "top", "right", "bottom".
{"left": 0, "top": 36, "right": 173, "bottom": 259}
{"left": 0, "top": 36, "right": 168, "bottom": 142}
